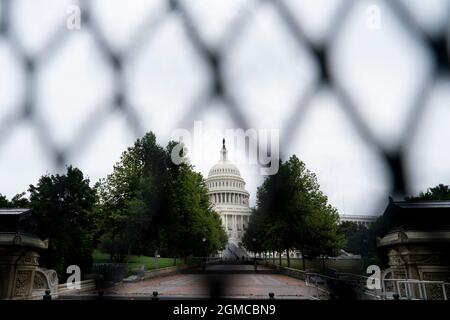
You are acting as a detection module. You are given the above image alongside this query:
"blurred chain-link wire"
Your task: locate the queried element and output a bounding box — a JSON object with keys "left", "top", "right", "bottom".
{"left": 0, "top": 0, "right": 449, "bottom": 201}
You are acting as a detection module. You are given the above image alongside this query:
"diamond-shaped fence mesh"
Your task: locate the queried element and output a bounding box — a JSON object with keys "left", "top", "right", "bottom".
{"left": 0, "top": 0, "right": 449, "bottom": 205}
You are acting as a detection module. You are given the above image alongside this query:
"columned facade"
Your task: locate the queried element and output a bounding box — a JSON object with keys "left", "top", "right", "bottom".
{"left": 206, "top": 140, "right": 251, "bottom": 245}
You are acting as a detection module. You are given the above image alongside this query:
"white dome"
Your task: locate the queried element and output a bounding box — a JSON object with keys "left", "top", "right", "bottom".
{"left": 208, "top": 162, "right": 241, "bottom": 178}
{"left": 207, "top": 139, "right": 242, "bottom": 178}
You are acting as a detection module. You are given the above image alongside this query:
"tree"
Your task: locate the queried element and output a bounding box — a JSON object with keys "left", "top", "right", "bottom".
{"left": 95, "top": 134, "right": 227, "bottom": 262}
{"left": 406, "top": 184, "right": 450, "bottom": 201}
{"left": 0, "top": 192, "right": 30, "bottom": 208}
{"left": 29, "top": 166, "right": 96, "bottom": 277}
{"left": 302, "top": 207, "right": 343, "bottom": 267}
{"left": 163, "top": 142, "right": 227, "bottom": 261}
{"left": 243, "top": 155, "right": 344, "bottom": 269}
{"left": 338, "top": 221, "right": 372, "bottom": 257}
{"left": 95, "top": 132, "right": 169, "bottom": 260}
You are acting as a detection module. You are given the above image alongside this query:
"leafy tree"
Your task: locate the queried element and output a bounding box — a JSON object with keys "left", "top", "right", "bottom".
{"left": 95, "top": 134, "right": 227, "bottom": 262}
{"left": 0, "top": 192, "right": 30, "bottom": 208}
{"left": 406, "top": 184, "right": 450, "bottom": 201}
{"left": 161, "top": 142, "right": 227, "bottom": 261}
{"left": 338, "top": 221, "right": 372, "bottom": 257}
{"left": 0, "top": 194, "right": 7, "bottom": 207}
{"left": 95, "top": 132, "right": 168, "bottom": 260}
{"left": 29, "top": 166, "right": 96, "bottom": 277}
{"left": 243, "top": 155, "right": 344, "bottom": 269}
{"left": 302, "top": 207, "right": 343, "bottom": 266}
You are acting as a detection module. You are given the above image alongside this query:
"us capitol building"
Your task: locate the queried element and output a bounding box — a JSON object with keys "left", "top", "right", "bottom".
{"left": 206, "top": 139, "right": 252, "bottom": 247}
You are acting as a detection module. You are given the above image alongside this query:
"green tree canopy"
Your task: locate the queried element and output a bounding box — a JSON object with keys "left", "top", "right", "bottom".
{"left": 0, "top": 192, "right": 30, "bottom": 208}
{"left": 29, "top": 166, "right": 97, "bottom": 277}
{"left": 243, "top": 155, "right": 344, "bottom": 268}
{"left": 406, "top": 184, "right": 450, "bottom": 201}
{"left": 338, "top": 221, "right": 373, "bottom": 257}
{"left": 95, "top": 133, "right": 227, "bottom": 262}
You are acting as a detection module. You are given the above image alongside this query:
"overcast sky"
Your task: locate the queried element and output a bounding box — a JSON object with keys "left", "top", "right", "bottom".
{"left": 0, "top": 0, "right": 449, "bottom": 216}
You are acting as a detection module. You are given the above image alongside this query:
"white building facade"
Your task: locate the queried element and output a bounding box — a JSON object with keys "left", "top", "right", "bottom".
{"left": 339, "top": 214, "right": 378, "bottom": 228}
{"left": 205, "top": 140, "right": 252, "bottom": 245}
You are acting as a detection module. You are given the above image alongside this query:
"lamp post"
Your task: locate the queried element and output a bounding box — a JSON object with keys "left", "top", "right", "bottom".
{"left": 252, "top": 237, "right": 257, "bottom": 272}
{"left": 202, "top": 237, "right": 206, "bottom": 272}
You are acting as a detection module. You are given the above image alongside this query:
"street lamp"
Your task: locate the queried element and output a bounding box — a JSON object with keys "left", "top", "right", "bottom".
{"left": 252, "top": 237, "right": 257, "bottom": 272}
{"left": 202, "top": 237, "right": 206, "bottom": 272}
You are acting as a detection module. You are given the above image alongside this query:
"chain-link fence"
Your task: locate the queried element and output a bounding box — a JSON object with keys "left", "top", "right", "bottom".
{"left": 0, "top": 0, "right": 449, "bottom": 212}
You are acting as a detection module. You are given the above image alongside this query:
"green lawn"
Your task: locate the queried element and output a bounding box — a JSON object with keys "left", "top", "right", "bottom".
{"left": 92, "top": 250, "right": 183, "bottom": 273}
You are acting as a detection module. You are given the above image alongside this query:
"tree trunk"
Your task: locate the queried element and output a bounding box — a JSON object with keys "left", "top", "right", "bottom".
{"left": 279, "top": 252, "right": 282, "bottom": 266}
{"left": 302, "top": 252, "right": 306, "bottom": 271}
{"left": 272, "top": 251, "right": 275, "bottom": 264}
{"left": 286, "top": 248, "right": 290, "bottom": 267}
{"left": 127, "top": 245, "right": 132, "bottom": 261}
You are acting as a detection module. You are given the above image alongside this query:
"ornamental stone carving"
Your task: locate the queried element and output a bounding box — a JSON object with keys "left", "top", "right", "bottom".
{"left": 13, "top": 270, "right": 32, "bottom": 297}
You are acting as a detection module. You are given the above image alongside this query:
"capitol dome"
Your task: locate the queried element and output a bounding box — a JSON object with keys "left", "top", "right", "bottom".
{"left": 207, "top": 143, "right": 242, "bottom": 178}
{"left": 208, "top": 162, "right": 241, "bottom": 178}
{"left": 205, "top": 139, "right": 251, "bottom": 246}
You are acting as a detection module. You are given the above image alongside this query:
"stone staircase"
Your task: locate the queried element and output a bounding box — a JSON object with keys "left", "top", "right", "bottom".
{"left": 222, "top": 243, "right": 249, "bottom": 261}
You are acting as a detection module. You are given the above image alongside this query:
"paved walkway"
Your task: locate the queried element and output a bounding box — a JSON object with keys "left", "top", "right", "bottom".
{"left": 204, "top": 264, "right": 271, "bottom": 271}
{"left": 106, "top": 273, "right": 317, "bottom": 299}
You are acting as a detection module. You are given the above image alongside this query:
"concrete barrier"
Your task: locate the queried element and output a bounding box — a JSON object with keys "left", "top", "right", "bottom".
{"left": 278, "top": 267, "right": 307, "bottom": 280}
{"left": 143, "top": 265, "right": 189, "bottom": 280}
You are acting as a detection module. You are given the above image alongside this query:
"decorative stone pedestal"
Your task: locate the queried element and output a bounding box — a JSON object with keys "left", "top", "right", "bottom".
{"left": 378, "top": 230, "right": 450, "bottom": 299}
{"left": 377, "top": 200, "right": 450, "bottom": 299}
{"left": 0, "top": 209, "right": 58, "bottom": 300}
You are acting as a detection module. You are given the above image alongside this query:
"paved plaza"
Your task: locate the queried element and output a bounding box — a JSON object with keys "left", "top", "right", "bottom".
{"left": 106, "top": 272, "right": 317, "bottom": 299}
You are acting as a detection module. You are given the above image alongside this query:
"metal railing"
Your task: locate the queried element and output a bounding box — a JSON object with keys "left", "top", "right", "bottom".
{"left": 382, "top": 278, "right": 449, "bottom": 300}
